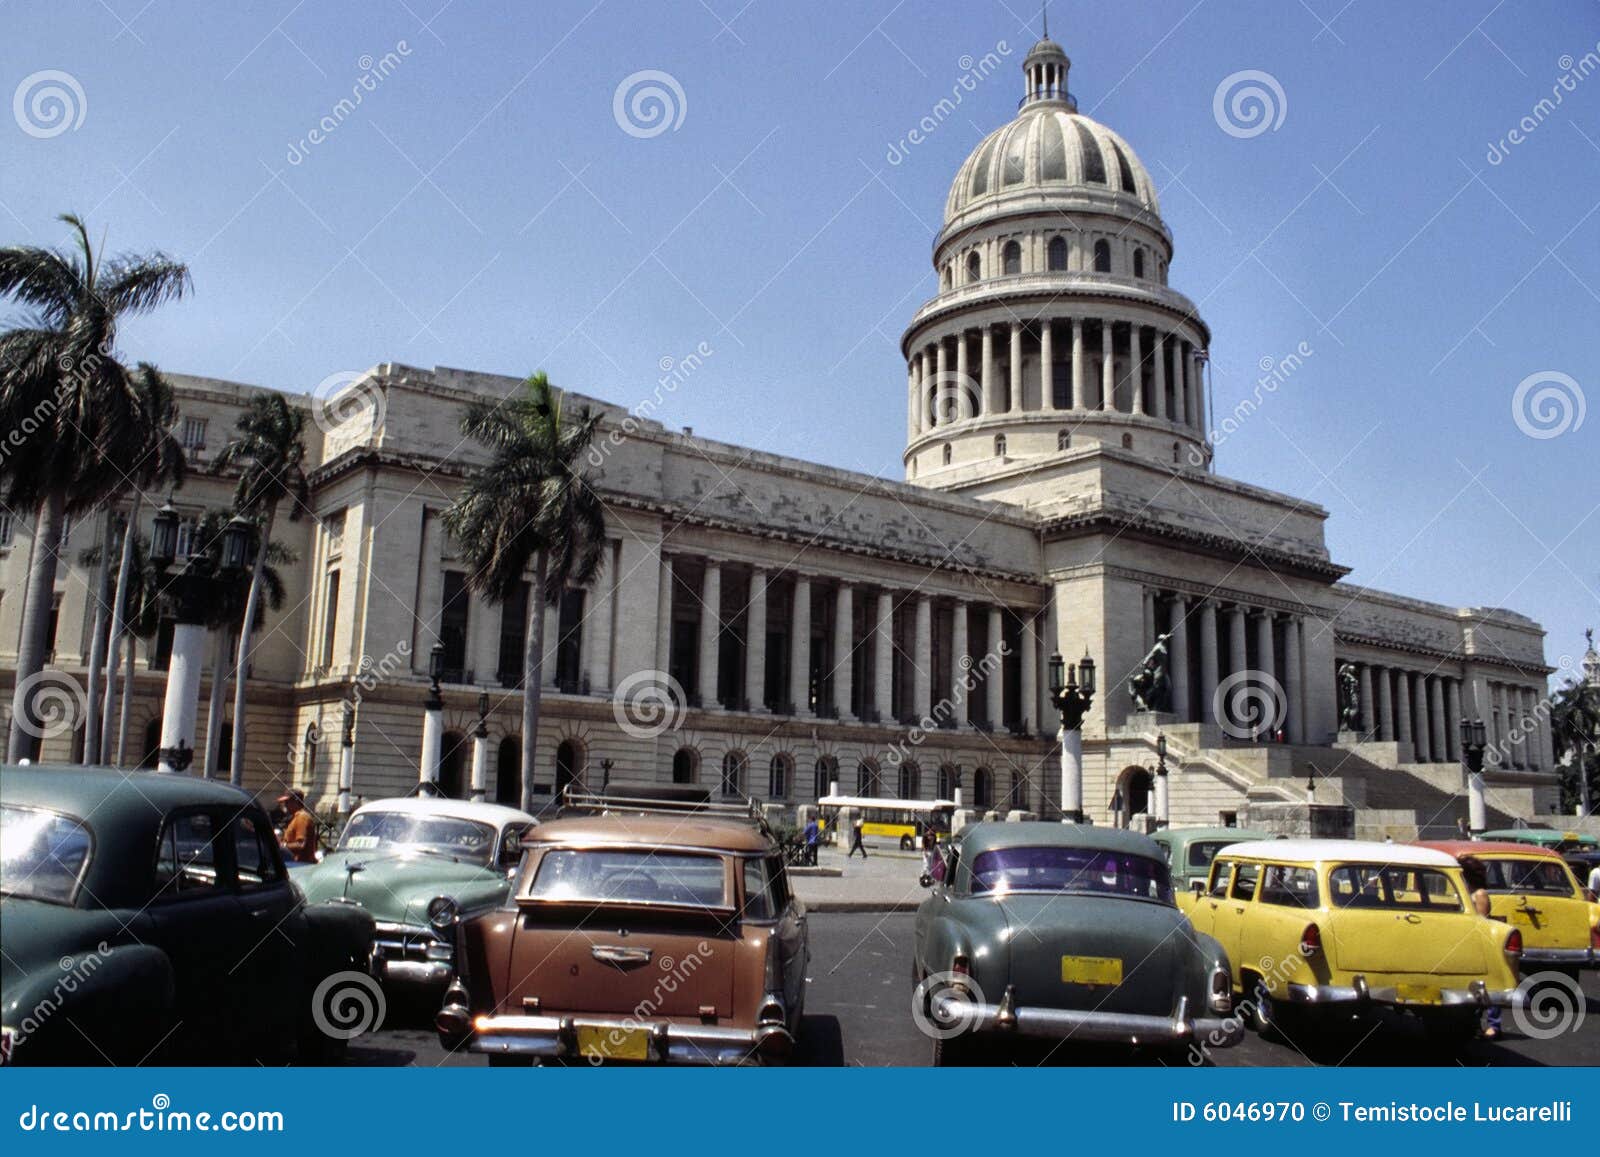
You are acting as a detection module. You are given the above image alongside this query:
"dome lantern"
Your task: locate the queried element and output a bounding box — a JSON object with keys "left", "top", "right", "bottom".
{"left": 1022, "top": 37, "right": 1075, "bottom": 111}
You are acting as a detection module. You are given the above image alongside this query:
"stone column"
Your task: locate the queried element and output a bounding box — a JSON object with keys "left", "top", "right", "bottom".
{"left": 744, "top": 567, "right": 768, "bottom": 713}
{"left": 1040, "top": 318, "right": 1056, "bottom": 412}
{"left": 1254, "top": 611, "right": 1276, "bottom": 734}
{"left": 1129, "top": 324, "right": 1145, "bottom": 415}
{"left": 919, "top": 350, "right": 933, "bottom": 431}
{"left": 1428, "top": 675, "right": 1446, "bottom": 765}
{"left": 934, "top": 338, "right": 948, "bottom": 427}
{"left": 655, "top": 553, "right": 674, "bottom": 671}
{"left": 873, "top": 589, "right": 894, "bottom": 723}
{"left": 985, "top": 605, "right": 1004, "bottom": 726}
{"left": 954, "top": 330, "right": 970, "bottom": 420}
{"left": 1171, "top": 339, "right": 1186, "bottom": 425}
{"left": 1283, "top": 617, "right": 1304, "bottom": 743}
{"left": 1377, "top": 666, "right": 1394, "bottom": 742}
{"left": 1198, "top": 599, "right": 1219, "bottom": 726}
{"left": 1070, "top": 316, "right": 1085, "bottom": 410}
{"left": 1446, "top": 678, "right": 1463, "bottom": 762}
{"left": 1008, "top": 322, "right": 1023, "bottom": 414}
{"left": 1152, "top": 333, "right": 1167, "bottom": 420}
{"left": 789, "top": 575, "right": 811, "bottom": 717}
{"left": 1100, "top": 320, "right": 1116, "bottom": 411}
{"left": 697, "top": 561, "right": 721, "bottom": 708}
{"left": 950, "top": 600, "right": 969, "bottom": 726}
{"left": 1019, "top": 612, "right": 1037, "bottom": 735}
{"left": 1395, "top": 670, "right": 1414, "bottom": 750}
{"left": 913, "top": 595, "right": 932, "bottom": 721}
{"left": 1142, "top": 589, "right": 1157, "bottom": 652}
{"left": 1192, "top": 350, "right": 1206, "bottom": 430}
{"left": 1168, "top": 595, "right": 1191, "bottom": 722}
{"left": 1411, "top": 672, "right": 1431, "bottom": 762}
{"left": 833, "top": 581, "right": 854, "bottom": 720}
{"left": 541, "top": 598, "right": 560, "bottom": 689}
{"left": 980, "top": 326, "right": 995, "bottom": 416}
{"left": 906, "top": 359, "right": 919, "bottom": 441}
{"left": 1228, "top": 605, "right": 1248, "bottom": 684}
{"left": 1356, "top": 663, "right": 1374, "bottom": 736}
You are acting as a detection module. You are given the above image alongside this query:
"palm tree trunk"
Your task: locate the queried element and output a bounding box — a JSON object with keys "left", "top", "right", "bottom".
{"left": 102, "top": 494, "right": 139, "bottom": 765}
{"left": 203, "top": 629, "right": 230, "bottom": 777}
{"left": 117, "top": 637, "right": 135, "bottom": 766}
{"left": 82, "top": 507, "right": 115, "bottom": 764}
{"left": 8, "top": 490, "right": 67, "bottom": 761}
{"left": 521, "top": 552, "right": 549, "bottom": 814}
{"left": 229, "top": 505, "right": 276, "bottom": 786}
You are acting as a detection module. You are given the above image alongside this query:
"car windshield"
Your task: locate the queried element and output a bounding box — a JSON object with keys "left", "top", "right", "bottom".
{"left": 336, "top": 811, "right": 496, "bottom": 865}
{"left": 1476, "top": 857, "right": 1576, "bottom": 895}
{"left": 970, "top": 846, "right": 1172, "bottom": 903}
{"left": 528, "top": 849, "right": 728, "bottom": 908}
{"left": 1186, "top": 840, "right": 1233, "bottom": 869}
{"left": 0, "top": 805, "right": 93, "bottom": 905}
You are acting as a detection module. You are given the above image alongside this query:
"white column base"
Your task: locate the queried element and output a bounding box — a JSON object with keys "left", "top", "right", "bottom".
{"left": 157, "top": 622, "right": 207, "bottom": 774}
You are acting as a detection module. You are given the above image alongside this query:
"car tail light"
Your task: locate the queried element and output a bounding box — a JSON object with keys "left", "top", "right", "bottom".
{"left": 1504, "top": 929, "right": 1523, "bottom": 958}
{"left": 950, "top": 952, "right": 972, "bottom": 992}
{"left": 1299, "top": 923, "right": 1321, "bottom": 955}
{"left": 1591, "top": 925, "right": 1600, "bottom": 951}
{"left": 1209, "top": 967, "right": 1233, "bottom": 1014}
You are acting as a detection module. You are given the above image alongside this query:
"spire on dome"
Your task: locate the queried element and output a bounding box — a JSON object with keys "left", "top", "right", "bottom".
{"left": 1021, "top": 9, "right": 1075, "bottom": 111}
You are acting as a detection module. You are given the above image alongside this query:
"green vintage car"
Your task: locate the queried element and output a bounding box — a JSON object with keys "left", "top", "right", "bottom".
{"left": 1152, "top": 826, "right": 1274, "bottom": 891}
{"left": 912, "top": 822, "right": 1241, "bottom": 1064}
{"left": 0, "top": 765, "right": 376, "bottom": 1065}
{"left": 295, "top": 796, "right": 536, "bottom": 990}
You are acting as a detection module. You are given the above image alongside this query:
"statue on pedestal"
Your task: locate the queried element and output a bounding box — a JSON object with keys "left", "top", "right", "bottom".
{"left": 1129, "top": 634, "right": 1172, "bottom": 714}
{"left": 1338, "top": 662, "right": 1360, "bottom": 731}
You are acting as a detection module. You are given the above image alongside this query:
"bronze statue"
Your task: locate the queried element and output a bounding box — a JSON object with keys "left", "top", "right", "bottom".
{"left": 1338, "top": 662, "right": 1360, "bottom": 731}
{"left": 1129, "top": 634, "right": 1172, "bottom": 713}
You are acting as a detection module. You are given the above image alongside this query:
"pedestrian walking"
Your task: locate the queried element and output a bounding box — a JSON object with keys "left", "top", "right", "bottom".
{"left": 1587, "top": 860, "right": 1600, "bottom": 897}
{"left": 848, "top": 816, "right": 868, "bottom": 859}
{"left": 1460, "top": 858, "right": 1502, "bottom": 1040}
{"left": 276, "top": 788, "right": 320, "bottom": 864}
{"left": 803, "top": 816, "right": 820, "bottom": 866}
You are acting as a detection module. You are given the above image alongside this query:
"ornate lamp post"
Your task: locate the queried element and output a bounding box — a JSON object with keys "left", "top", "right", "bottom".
{"left": 419, "top": 642, "right": 445, "bottom": 786}
{"left": 338, "top": 699, "right": 355, "bottom": 816}
{"left": 601, "top": 758, "right": 614, "bottom": 791}
{"left": 1153, "top": 733, "right": 1170, "bottom": 828}
{"left": 1460, "top": 716, "right": 1489, "bottom": 836}
{"left": 1048, "top": 650, "right": 1096, "bottom": 823}
{"left": 470, "top": 691, "right": 490, "bottom": 802}
{"left": 149, "top": 504, "right": 257, "bottom": 774}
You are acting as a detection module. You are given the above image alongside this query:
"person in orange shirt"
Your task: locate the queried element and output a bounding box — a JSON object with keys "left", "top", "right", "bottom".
{"left": 276, "top": 789, "right": 319, "bottom": 864}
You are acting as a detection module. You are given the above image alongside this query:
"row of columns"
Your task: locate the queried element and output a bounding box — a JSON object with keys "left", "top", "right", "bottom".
{"left": 1344, "top": 663, "right": 1545, "bottom": 770}
{"left": 907, "top": 319, "right": 1204, "bottom": 436}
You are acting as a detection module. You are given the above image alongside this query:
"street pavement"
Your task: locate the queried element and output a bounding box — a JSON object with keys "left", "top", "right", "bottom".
{"left": 348, "top": 911, "right": 1600, "bottom": 1067}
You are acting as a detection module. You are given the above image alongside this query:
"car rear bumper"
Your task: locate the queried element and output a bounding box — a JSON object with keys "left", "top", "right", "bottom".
{"left": 1519, "top": 947, "right": 1596, "bottom": 968}
{"left": 460, "top": 1013, "right": 794, "bottom": 1066}
{"left": 1284, "top": 977, "right": 1519, "bottom": 1008}
{"left": 933, "top": 989, "right": 1243, "bottom": 1048}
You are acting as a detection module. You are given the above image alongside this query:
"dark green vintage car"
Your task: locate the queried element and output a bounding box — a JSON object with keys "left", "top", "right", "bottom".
{"left": 1152, "top": 826, "right": 1274, "bottom": 891}
{"left": 295, "top": 796, "right": 536, "bottom": 991}
{"left": 0, "top": 765, "right": 376, "bottom": 1065}
{"left": 913, "top": 822, "right": 1241, "bottom": 1064}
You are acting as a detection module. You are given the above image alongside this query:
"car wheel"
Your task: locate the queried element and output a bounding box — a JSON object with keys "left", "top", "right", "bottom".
{"left": 900, "top": 835, "right": 914, "bottom": 851}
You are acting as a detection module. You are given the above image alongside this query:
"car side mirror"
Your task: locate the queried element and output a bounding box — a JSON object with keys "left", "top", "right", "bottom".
{"left": 918, "top": 872, "right": 934, "bottom": 888}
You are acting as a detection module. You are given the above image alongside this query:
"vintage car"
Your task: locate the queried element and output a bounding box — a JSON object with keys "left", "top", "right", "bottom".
{"left": 1152, "top": 826, "right": 1273, "bottom": 891}
{"left": 1416, "top": 840, "right": 1600, "bottom": 974}
{"left": 0, "top": 765, "right": 375, "bottom": 1065}
{"left": 295, "top": 795, "right": 536, "bottom": 991}
{"left": 1181, "top": 840, "right": 1523, "bottom": 1041}
{"left": 912, "top": 822, "right": 1240, "bottom": 1065}
{"left": 436, "top": 792, "right": 808, "bottom": 1065}
{"left": 1480, "top": 828, "right": 1600, "bottom": 856}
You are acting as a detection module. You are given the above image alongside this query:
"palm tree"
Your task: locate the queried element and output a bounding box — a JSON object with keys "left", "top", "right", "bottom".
{"left": 215, "top": 393, "right": 308, "bottom": 785}
{"left": 1550, "top": 675, "right": 1599, "bottom": 816}
{"left": 443, "top": 373, "right": 606, "bottom": 812}
{"left": 0, "top": 215, "right": 189, "bottom": 758}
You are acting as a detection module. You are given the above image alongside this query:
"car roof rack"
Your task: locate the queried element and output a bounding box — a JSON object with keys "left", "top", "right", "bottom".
{"left": 558, "top": 787, "right": 772, "bottom": 836}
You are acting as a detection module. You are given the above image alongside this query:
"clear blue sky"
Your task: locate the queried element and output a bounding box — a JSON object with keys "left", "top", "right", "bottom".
{"left": 4, "top": 0, "right": 1598, "bottom": 685}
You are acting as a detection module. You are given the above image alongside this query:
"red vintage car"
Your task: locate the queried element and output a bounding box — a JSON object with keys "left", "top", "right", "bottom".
{"left": 435, "top": 792, "right": 808, "bottom": 1065}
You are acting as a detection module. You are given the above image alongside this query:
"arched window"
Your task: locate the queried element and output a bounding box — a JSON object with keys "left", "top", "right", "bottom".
{"left": 942, "top": 264, "right": 952, "bottom": 289}
{"left": 1002, "top": 241, "right": 1021, "bottom": 275}
{"left": 994, "top": 434, "right": 1007, "bottom": 457}
{"left": 898, "top": 760, "right": 921, "bottom": 800}
{"left": 554, "top": 739, "right": 581, "bottom": 797}
{"left": 769, "top": 753, "right": 791, "bottom": 799}
{"left": 814, "top": 755, "right": 837, "bottom": 798}
{"left": 721, "top": 750, "right": 747, "bottom": 797}
{"left": 672, "top": 747, "right": 698, "bottom": 784}
{"left": 441, "top": 731, "right": 469, "bottom": 798}
{"left": 302, "top": 723, "right": 320, "bottom": 786}
{"left": 942, "top": 444, "right": 952, "bottom": 466}
{"left": 856, "top": 759, "right": 881, "bottom": 796}
{"left": 1133, "top": 248, "right": 1145, "bottom": 279}
{"left": 966, "top": 252, "right": 981, "bottom": 283}
{"left": 937, "top": 764, "right": 958, "bottom": 800}
{"left": 1121, "top": 433, "right": 1134, "bottom": 450}
{"left": 973, "top": 766, "right": 993, "bottom": 809}
{"left": 1057, "top": 429, "right": 1071, "bottom": 451}
{"left": 1093, "top": 239, "right": 1111, "bottom": 273}
{"left": 496, "top": 736, "right": 521, "bottom": 806}
{"left": 1047, "top": 236, "right": 1068, "bottom": 271}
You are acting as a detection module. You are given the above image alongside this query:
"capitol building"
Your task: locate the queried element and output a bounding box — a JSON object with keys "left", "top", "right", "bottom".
{"left": 0, "top": 33, "right": 1560, "bottom": 834}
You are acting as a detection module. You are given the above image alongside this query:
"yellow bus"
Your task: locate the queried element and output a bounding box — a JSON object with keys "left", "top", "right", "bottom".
{"left": 817, "top": 795, "right": 956, "bottom": 850}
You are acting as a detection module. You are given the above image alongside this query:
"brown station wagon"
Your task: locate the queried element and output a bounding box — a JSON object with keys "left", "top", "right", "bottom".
{"left": 435, "top": 791, "right": 808, "bottom": 1065}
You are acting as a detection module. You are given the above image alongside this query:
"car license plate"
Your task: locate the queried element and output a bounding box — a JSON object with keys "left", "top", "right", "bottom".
{"left": 1061, "top": 955, "right": 1123, "bottom": 986}
{"left": 1395, "top": 982, "right": 1440, "bottom": 1005}
{"left": 575, "top": 1025, "right": 650, "bottom": 1062}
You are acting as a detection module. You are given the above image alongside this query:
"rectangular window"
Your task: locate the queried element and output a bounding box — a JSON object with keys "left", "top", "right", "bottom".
{"left": 234, "top": 813, "right": 283, "bottom": 889}
{"left": 154, "top": 811, "right": 221, "bottom": 896}
{"left": 180, "top": 416, "right": 207, "bottom": 451}
{"left": 497, "top": 580, "right": 530, "bottom": 688}
{"left": 1259, "top": 865, "right": 1320, "bottom": 908}
{"left": 1207, "top": 861, "right": 1233, "bottom": 898}
{"left": 174, "top": 515, "right": 199, "bottom": 559}
{"left": 440, "top": 570, "right": 470, "bottom": 681}
{"left": 1329, "top": 864, "right": 1464, "bottom": 911}
{"left": 321, "top": 569, "right": 341, "bottom": 666}
{"left": 742, "top": 856, "right": 776, "bottom": 920}
{"left": 555, "top": 588, "right": 584, "bottom": 691}
{"left": 1229, "top": 861, "right": 1260, "bottom": 901}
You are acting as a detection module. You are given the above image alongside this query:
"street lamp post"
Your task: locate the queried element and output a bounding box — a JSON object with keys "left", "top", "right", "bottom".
{"left": 601, "top": 758, "right": 614, "bottom": 791}
{"left": 338, "top": 700, "right": 355, "bottom": 817}
{"left": 1153, "top": 733, "right": 1169, "bottom": 828}
{"left": 470, "top": 691, "right": 490, "bottom": 802}
{"left": 1460, "top": 716, "right": 1489, "bottom": 836}
{"left": 149, "top": 504, "right": 256, "bottom": 775}
{"left": 1048, "top": 650, "right": 1097, "bottom": 823}
{"left": 419, "top": 643, "right": 445, "bottom": 786}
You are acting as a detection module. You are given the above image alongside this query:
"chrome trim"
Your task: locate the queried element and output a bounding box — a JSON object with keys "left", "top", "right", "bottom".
{"left": 464, "top": 1013, "right": 793, "bottom": 1066}
{"left": 1283, "top": 976, "right": 1520, "bottom": 1008}
{"left": 934, "top": 991, "right": 1242, "bottom": 1047}
{"left": 1520, "top": 947, "right": 1596, "bottom": 966}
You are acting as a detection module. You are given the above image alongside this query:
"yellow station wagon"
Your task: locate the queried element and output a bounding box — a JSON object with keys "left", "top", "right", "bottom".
{"left": 1179, "top": 840, "right": 1522, "bottom": 1041}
